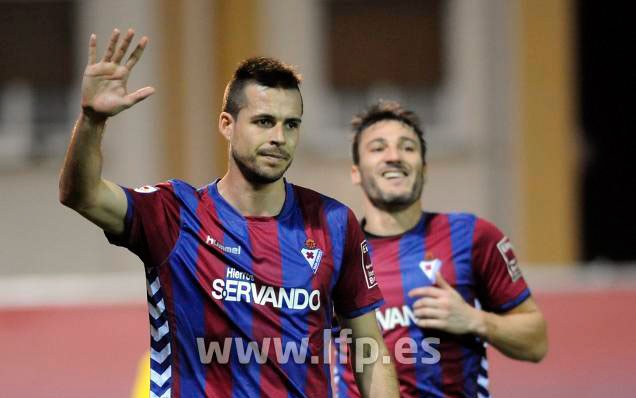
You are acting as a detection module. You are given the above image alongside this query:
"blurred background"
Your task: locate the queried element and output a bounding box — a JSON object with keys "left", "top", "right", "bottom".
{"left": 0, "top": 0, "right": 634, "bottom": 396}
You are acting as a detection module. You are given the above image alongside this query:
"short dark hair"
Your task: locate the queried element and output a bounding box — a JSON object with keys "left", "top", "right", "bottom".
{"left": 351, "top": 100, "right": 427, "bottom": 165}
{"left": 222, "top": 57, "right": 303, "bottom": 118}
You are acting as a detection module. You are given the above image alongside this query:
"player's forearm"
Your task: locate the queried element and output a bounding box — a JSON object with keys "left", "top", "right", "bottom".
{"left": 474, "top": 309, "right": 548, "bottom": 362}
{"left": 351, "top": 340, "right": 399, "bottom": 398}
{"left": 367, "top": 341, "right": 399, "bottom": 398}
{"left": 59, "top": 112, "right": 108, "bottom": 210}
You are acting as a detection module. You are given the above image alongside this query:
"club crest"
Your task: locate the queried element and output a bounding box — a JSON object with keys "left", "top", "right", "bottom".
{"left": 301, "top": 238, "right": 323, "bottom": 274}
{"left": 419, "top": 252, "right": 442, "bottom": 283}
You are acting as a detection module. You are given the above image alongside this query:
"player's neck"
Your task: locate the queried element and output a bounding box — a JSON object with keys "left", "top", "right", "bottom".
{"left": 362, "top": 198, "right": 422, "bottom": 236}
{"left": 217, "top": 169, "right": 286, "bottom": 217}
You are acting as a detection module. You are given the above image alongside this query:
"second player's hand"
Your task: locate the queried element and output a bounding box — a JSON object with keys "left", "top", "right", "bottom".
{"left": 408, "top": 272, "right": 484, "bottom": 335}
{"left": 81, "top": 28, "right": 155, "bottom": 121}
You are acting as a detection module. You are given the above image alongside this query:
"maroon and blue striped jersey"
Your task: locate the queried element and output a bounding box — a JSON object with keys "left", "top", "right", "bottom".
{"left": 106, "top": 179, "right": 384, "bottom": 398}
{"left": 332, "top": 212, "right": 530, "bottom": 398}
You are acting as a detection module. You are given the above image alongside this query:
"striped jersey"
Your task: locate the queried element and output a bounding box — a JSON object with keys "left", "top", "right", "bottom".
{"left": 106, "top": 179, "right": 384, "bottom": 398}
{"left": 332, "top": 212, "right": 530, "bottom": 398}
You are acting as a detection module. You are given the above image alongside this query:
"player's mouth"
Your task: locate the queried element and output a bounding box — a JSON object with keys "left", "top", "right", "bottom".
{"left": 258, "top": 149, "right": 290, "bottom": 161}
{"left": 381, "top": 169, "right": 408, "bottom": 180}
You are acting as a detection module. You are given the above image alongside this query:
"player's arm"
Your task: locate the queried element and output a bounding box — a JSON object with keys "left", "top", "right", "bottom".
{"left": 473, "top": 295, "right": 547, "bottom": 362}
{"left": 59, "top": 29, "right": 154, "bottom": 235}
{"left": 340, "top": 311, "right": 400, "bottom": 398}
{"left": 409, "top": 272, "right": 548, "bottom": 363}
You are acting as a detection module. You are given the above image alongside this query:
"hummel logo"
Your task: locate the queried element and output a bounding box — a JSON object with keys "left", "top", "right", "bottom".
{"left": 206, "top": 235, "right": 241, "bottom": 255}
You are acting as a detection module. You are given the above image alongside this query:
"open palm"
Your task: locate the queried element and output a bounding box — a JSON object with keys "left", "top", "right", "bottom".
{"left": 81, "top": 29, "right": 154, "bottom": 120}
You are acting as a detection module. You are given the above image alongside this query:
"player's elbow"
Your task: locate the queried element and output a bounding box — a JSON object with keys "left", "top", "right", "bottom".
{"left": 527, "top": 319, "right": 548, "bottom": 363}
{"left": 533, "top": 335, "right": 548, "bottom": 363}
{"left": 58, "top": 175, "right": 100, "bottom": 210}
{"left": 527, "top": 340, "right": 548, "bottom": 363}
{"left": 59, "top": 176, "right": 77, "bottom": 208}
{"left": 59, "top": 187, "right": 73, "bottom": 208}
{"left": 58, "top": 186, "right": 82, "bottom": 210}
{"left": 58, "top": 184, "right": 94, "bottom": 212}
{"left": 58, "top": 186, "right": 75, "bottom": 208}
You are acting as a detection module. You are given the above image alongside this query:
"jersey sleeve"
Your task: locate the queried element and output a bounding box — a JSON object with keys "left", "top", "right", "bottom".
{"left": 472, "top": 218, "right": 531, "bottom": 313}
{"left": 333, "top": 209, "right": 384, "bottom": 319}
{"left": 104, "top": 183, "right": 181, "bottom": 267}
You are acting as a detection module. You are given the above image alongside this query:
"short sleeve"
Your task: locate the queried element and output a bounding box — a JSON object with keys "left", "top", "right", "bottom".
{"left": 333, "top": 210, "right": 384, "bottom": 318}
{"left": 472, "top": 218, "right": 531, "bottom": 313}
{"left": 104, "top": 182, "right": 181, "bottom": 267}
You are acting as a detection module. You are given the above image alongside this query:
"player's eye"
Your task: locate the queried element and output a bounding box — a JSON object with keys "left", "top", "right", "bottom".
{"left": 255, "top": 118, "right": 274, "bottom": 128}
{"left": 286, "top": 120, "right": 300, "bottom": 129}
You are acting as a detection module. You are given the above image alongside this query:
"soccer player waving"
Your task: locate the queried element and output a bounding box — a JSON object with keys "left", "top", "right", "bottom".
{"left": 59, "top": 29, "right": 399, "bottom": 398}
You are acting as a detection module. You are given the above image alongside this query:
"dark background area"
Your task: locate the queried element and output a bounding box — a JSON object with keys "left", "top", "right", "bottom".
{"left": 578, "top": 1, "right": 636, "bottom": 262}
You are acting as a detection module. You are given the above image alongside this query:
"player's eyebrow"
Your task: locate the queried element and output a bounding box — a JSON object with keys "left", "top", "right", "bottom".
{"left": 398, "top": 137, "right": 418, "bottom": 145}
{"left": 250, "top": 114, "right": 302, "bottom": 123}
{"left": 366, "top": 138, "right": 387, "bottom": 146}
{"left": 285, "top": 117, "right": 302, "bottom": 125}
{"left": 364, "top": 136, "right": 418, "bottom": 151}
{"left": 250, "top": 113, "right": 275, "bottom": 120}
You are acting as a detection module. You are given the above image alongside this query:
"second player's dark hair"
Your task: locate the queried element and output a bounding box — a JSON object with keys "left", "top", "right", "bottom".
{"left": 351, "top": 100, "right": 427, "bottom": 165}
{"left": 222, "top": 57, "right": 303, "bottom": 118}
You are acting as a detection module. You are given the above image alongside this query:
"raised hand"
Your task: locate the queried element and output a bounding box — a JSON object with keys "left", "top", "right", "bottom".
{"left": 81, "top": 29, "right": 155, "bottom": 121}
{"left": 408, "top": 272, "right": 483, "bottom": 334}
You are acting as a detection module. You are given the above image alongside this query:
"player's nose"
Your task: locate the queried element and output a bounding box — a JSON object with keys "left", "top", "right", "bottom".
{"left": 383, "top": 145, "right": 401, "bottom": 162}
{"left": 269, "top": 123, "right": 286, "bottom": 145}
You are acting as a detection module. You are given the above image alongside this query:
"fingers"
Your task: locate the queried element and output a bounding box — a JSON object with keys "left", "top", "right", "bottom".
{"left": 413, "top": 307, "right": 444, "bottom": 320}
{"left": 412, "top": 297, "right": 439, "bottom": 310}
{"left": 412, "top": 301, "right": 448, "bottom": 330}
{"left": 125, "top": 36, "right": 149, "bottom": 70}
{"left": 412, "top": 297, "right": 448, "bottom": 319}
{"left": 90, "top": 28, "right": 148, "bottom": 68}
{"left": 112, "top": 29, "right": 135, "bottom": 64}
{"left": 408, "top": 286, "right": 443, "bottom": 299}
{"left": 435, "top": 272, "right": 451, "bottom": 289}
{"left": 413, "top": 318, "right": 444, "bottom": 330}
{"left": 102, "top": 29, "right": 120, "bottom": 62}
{"left": 87, "top": 33, "right": 97, "bottom": 65}
{"left": 124, "top": 86, "right": 156, "bottom": 107}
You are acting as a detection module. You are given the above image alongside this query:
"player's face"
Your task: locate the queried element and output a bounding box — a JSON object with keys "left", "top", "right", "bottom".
{"left": 352, "top": 120, "right": 425, "bottom": 211}
{"left": 224, "top": 83, "right": 302, "bottom": 184}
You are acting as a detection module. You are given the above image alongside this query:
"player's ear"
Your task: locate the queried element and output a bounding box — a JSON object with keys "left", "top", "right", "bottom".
{"left": 219, "top": 112, "right": 234, "bottom": 141}
{"left": 351, "top": 164, "right": 361, "bottom": 185}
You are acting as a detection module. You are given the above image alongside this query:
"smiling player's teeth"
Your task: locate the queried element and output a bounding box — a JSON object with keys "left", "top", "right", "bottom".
{"left": 383, "top": 171, "right": 405, "bottom": 179}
